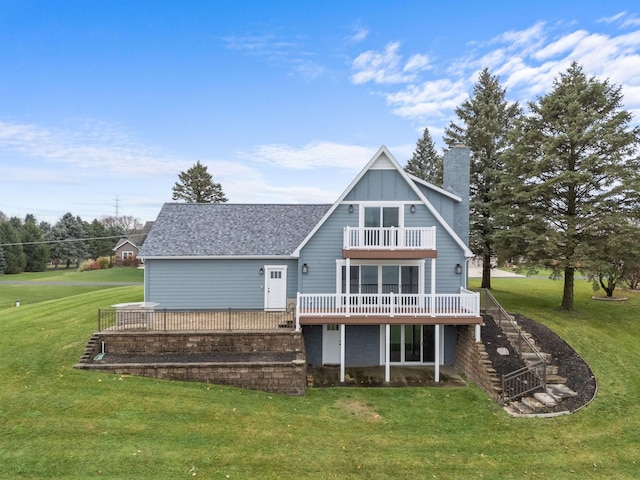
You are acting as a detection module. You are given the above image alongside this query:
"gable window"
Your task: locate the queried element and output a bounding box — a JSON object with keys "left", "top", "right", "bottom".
{"left": 122, "top": 251, "right": 134, "bottom": 259}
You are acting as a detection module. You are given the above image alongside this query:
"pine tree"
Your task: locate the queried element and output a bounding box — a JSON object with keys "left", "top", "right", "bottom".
{"left": 0, "top": 221, "right": 26, "bottom": 274}
{"left": 0, "top": 246, "right": 6, "bottom": 274}
{"left": 47, "top": 213, "right": 88, "bottom": 268}
{"left": 497, "top": 62, "right": 640, "bottom": 310}
{"left": 21, "top": 216, "right": 49, "bottom": 272}
{"left": 172, "top": 161, "right": 228, "bottom": 203}
{"left": 443, "top": 68, "right": 521, "bottom": 289}
{"left": 405, "top": 127, "right": 443, "bottom": 185}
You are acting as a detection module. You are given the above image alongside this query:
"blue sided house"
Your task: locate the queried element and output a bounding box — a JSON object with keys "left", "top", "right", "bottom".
{"left": 139, "top": 145, "right": 482, "bottom": 384}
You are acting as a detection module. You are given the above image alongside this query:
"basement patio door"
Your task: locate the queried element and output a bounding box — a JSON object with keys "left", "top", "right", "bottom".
{"left": 388, "top": 324, "right": 436, "bottom": 364}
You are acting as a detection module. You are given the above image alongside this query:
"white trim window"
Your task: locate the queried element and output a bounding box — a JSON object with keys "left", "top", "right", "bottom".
{"left": 336, "top": 259, "right": 425, "bottom": 295}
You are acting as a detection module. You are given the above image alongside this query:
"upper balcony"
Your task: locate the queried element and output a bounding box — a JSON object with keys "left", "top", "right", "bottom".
{"left": 343, "top": 226, "right": 437, "bottom": 259}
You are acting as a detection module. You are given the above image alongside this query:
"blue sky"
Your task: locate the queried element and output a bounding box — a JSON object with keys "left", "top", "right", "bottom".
{"left": 1, "top": 1, "right": 640, "bottom": 224}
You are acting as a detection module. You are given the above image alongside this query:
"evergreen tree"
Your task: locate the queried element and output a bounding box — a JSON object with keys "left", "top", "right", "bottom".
{"left": 405, "top": 127, "right": 443, "bottom": 185}
{"left": 443, "top": 68, "right": 522, "bottom": 289}
{"left": 85, "top": 219, "right": 119, "bottom": 259}
{"left": 497, "top": 62, "right": 640, "bottom": 310}
{"left": 0, "top": 221, "right": 26, "bottom": 274}
{"left": 21, "top": 215, "right": 49, "bottom": 272}
{"left": 47, "top": 213, "right": 88, "bottom": 268}
{"left": 172, "top": 161, "right": 228, "bottom": 203}
{"left": 0, "top": 246, "right": 6, "bottom": 274}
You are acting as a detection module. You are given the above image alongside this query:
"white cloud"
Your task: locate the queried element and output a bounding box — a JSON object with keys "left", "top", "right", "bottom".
{"left": 598, "top": 12, "right": 628, "bottom": 24}
{"left": 350, "top": 25, "right": 369, "bottom": 43}
{"left": 247, "top": 142, "right": 376, "bottom": 170}
{"left": 352, "top": 19, "right": 640, "bottom": 125}
{"left": 404, "top": 54, "right": 431, "bottom": 72}
{"left": 0, "top": 119, "right": 183, "bottom": 176}
{"left": 491, "top": 21, "right": 547, "bottom": 53}
{"left": 386, "top": 79, "right": 468, "bottom": 119}
{"left": 350, "top": 42, "right": 422, "bottom": 85}
{"left": 533, "top": 30, "right": 591, "bottom": 60}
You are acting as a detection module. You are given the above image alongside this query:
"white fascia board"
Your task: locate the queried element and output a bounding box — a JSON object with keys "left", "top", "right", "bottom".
{"left": 112, "top": 239, "right": 137, "bottom": 251}
{"left": 139, "top": 255, "right": 298, "bottom": 261}
{"left": 407, "top": 173, "right": 462, "bottom": 202}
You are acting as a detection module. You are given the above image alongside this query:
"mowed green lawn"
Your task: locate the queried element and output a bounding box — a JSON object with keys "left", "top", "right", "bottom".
{"left": 0, "top": 270, "right": 638, "bottom": 479}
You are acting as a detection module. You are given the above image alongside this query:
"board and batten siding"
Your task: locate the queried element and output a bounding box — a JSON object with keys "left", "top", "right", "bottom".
{"left": 145, "top": 258, "right": 298, "bottom": 309}
{"left": 343, "top": 169, "right": 421, "bottom": 202}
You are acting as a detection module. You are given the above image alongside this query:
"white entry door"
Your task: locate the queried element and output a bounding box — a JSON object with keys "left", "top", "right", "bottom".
{"left": 264, "top": 266, "right": 287, "bottom": 311}
{"left": 322, "top": 324, "right": 341, "bottom": 364}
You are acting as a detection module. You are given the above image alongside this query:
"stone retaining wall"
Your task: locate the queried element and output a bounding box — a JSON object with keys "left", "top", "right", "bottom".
{"left": 75, "top": 331, "right": 307, "bottom": 396}
{"left": 86, "top": 331, "right": 304, "bottom": 356}
{"left": 454, "top": 324, "right": 501, "bottom": 399}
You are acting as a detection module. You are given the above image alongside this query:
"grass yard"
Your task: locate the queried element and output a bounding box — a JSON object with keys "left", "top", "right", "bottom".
{"left": 0, "top": 272, "right": 638, "bottom": 478}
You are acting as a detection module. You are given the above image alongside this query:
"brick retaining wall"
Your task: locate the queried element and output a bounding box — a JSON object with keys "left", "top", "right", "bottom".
{"left": 75, "top": 331, "right": 307, "bottom": 396}
{"left": 454, "top": 324, "right": 501, "bottom": 399}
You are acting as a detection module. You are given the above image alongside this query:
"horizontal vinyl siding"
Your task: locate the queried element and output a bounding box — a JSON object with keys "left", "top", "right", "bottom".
{"left": 145, "top": 258, "right": 298, "bottom": 309}
{"left": 415, "top": 183, "right": 457, "bottom": 229}
{"left": 433, "top": 226, "right": 467, "bottom": 293}
{"left": 404, "top": 203, "right": 464, "bottom": 293}
{"left": 299, "top": 204, "right": 350, "bottom": 294}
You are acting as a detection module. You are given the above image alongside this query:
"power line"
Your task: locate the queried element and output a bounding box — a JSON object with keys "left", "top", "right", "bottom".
{"left": 0, "top": 235, "right": 138, "bottom": 247}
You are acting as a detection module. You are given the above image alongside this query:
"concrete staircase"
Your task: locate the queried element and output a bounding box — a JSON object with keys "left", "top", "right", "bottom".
{"left": 499, "top": 320, "right": 578, "bottom": 416}
{"left": 78, "top": 334, "right": 101, "bottom": 363}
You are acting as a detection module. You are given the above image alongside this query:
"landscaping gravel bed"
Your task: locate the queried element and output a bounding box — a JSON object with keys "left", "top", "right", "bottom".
{"left": 482, "top": 313, "right": 597, "bottom": 412}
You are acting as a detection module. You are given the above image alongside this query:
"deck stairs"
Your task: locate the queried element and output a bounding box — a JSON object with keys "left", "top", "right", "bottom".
{"left": 78, "top": 334, "right": 101, "bottom": 363}
{"left": 482, "top": 290, "right": 578, "bottom": 416}
{"left": 501, "top": 320, "right": 578, "bottom": 415}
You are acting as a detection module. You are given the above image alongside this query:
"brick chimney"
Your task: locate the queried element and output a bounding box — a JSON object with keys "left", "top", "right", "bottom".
{"left": 443, "top": 144, "right": 471, "bottom": 246}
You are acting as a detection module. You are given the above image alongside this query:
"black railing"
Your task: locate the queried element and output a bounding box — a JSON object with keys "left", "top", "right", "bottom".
{"left": 98, "top": 307, "right": 296, "bottom": 332}
{"left": 481, "top": 288, "right": 547, "bottom": 403}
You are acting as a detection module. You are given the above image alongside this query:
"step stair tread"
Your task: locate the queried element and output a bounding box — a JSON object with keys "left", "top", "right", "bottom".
{"left": 545, "top": 374, "right": 568, "bottom": 384}
{"left": 522, "top": 351, "right": 550, "bottom": 360}
{"left": 521, "top": 396, "right": 546, "bottom": 410}
{"left": 510, "top": 401, "right": 534, "bottom": 414}
{"left": 546, "top": 384, "right": 577, "bottom": 398}
{"left": 533, "top": 392, "right": 558, "bottom": 407}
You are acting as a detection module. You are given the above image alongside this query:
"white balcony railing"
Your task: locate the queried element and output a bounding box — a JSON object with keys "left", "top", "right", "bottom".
{"left": 296, "top": 289, "right": 479, "bottom": 328}
{"left": 343, "top": 226, "right": 436, "bottom": 250}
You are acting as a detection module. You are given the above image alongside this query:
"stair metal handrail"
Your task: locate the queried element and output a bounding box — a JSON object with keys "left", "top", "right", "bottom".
{"left": 480, "top": 288, "right": 547, "bottom": 402}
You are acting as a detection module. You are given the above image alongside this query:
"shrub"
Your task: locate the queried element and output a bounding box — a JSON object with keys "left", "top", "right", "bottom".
{"left": 77, "top": 259, "right": 94, "bottom": 272}
{"left": 78, "top": 257, "right": 112, "bottom": 272}
{"left": 97, "top": 256, "right": 111, "bottom": 269}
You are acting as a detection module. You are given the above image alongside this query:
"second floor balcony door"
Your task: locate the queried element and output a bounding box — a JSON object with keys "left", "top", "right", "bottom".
{"left": 364, "top": 206, "right": 399, "bottom": 246}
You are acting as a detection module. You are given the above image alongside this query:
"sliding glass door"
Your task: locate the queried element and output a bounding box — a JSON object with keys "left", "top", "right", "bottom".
{"left": 389, "top": 324, "right": 436, "bottom": 364}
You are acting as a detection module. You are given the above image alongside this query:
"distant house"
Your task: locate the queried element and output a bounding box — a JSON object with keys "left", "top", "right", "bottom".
{"left": 112, "top": 222, "right": 154, "bottom": 266}
{"left": 112, "top": 237, "right": 140, "bottom": 266}
{"left": 139, "top": 145, "right": 481, "bottom": 382}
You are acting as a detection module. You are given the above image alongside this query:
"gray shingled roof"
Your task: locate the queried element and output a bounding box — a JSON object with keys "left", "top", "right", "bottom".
{"left": 139, "top": 203, "right": 332, "bottom": 257}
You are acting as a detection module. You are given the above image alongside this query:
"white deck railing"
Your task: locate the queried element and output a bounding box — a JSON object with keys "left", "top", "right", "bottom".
{"left": 296, "top": 289, "right": 479, "bottom": 328}
{"left": 343, "top": 226, "right": 436, "bottom": 250}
